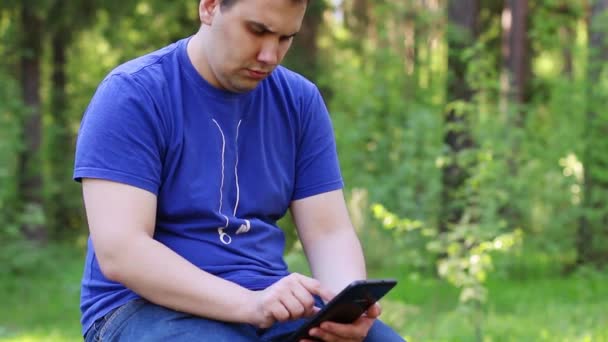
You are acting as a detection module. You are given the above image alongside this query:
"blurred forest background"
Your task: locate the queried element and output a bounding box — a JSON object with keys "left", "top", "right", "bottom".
{"left": 1, "top": 0, "right": 608, "bottom": 341}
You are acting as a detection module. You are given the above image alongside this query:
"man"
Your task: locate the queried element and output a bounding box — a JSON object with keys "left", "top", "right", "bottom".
{"left": 74, "top": 0, "right": 404, "bottom": 341}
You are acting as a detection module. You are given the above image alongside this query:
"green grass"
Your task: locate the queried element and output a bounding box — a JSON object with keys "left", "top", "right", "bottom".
{"left": 377, "top": 270, "right": 608, "bottom": 342}
{"left": 0, "top": 243, "right": 84, "bottom": 342}
{"left": 1, "top": 245, "right": 607, "bottom": 341}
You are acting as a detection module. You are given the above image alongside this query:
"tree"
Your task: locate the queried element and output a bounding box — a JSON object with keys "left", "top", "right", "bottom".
{"left": 46, "top": 2, "right": 81, "bottom": 237}
{"left": 45, "top": 0, "right": 107, "bottom": 237}
{"left": 501, "top": 0, "right": 530, "bottom": 107}
{"left": 17, "top": 4, "right": 46, "bottom": 242}
{"left": 440, "top": 0, "right": 479, "bottom": 234}
{"left": 283, "top": 0, "right": 327, "bottom": 84}
{"left": 579, "top": 0, "right": 608, "bottom": 267}
{"left": 498, "top": 0, "right": 531, "bottom": 226}
{"left": 343, "top": 0, "right": 371, "bottom": 52}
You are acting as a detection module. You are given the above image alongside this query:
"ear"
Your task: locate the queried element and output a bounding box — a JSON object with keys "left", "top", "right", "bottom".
{"left": 199, "top": 0, "right": 220, "bottom": 25}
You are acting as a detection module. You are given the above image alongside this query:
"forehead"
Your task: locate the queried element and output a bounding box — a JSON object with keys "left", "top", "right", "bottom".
{"left": 223, "top": 0, "right": 307, "bottom": 33}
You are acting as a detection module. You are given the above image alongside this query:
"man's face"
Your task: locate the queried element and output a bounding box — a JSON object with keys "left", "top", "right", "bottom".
{"left": 201, "top": 0, "right": 307, "bottom": 92}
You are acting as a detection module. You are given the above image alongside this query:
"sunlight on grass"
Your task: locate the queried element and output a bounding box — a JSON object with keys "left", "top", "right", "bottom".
{"left": 381, "top": 271, "right": 608, "bottom": 342}
{"left": 0, "top": 330, "right": 79, "bottom": 342}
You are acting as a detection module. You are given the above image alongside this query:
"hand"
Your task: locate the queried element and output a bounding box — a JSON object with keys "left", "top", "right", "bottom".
{"left": 300, "top": 302, "right": 382, "bottom": 342}
{"left": 248, "top": 273, "right": 334, "bottom": 329}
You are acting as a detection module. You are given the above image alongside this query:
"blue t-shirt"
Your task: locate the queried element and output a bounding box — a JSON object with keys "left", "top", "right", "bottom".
{"left": 73, "top": 37, "right": 343, "bottom": 335}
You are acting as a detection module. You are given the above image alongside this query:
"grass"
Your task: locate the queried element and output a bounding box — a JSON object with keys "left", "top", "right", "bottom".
{"left": 0, "top": 243, "right": 83, "bottom": 342}
{"left": 377, "top": 270, "right": 608, "bottom": 342}
{"left": 1, "top": 245, "right": 607, "bottom": 341}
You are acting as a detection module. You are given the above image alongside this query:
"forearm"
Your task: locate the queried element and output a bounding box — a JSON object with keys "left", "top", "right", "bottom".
{"left": 102, "top": 235, "right": 254, "bottom": 324}
{"left": 303, "top": 228, "right": 367, "bottom": 294}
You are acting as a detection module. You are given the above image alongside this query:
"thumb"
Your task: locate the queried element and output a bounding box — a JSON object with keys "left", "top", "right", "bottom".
{"left": 366, "top": 302, "right": 382, "bottom": 319}
{"left": 318, "top": 286, "right": 336, "bottom": 303}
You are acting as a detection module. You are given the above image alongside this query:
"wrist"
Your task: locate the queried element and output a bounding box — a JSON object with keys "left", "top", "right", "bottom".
{"left": 234, "top": 288, "right": 258, "bottom": 325}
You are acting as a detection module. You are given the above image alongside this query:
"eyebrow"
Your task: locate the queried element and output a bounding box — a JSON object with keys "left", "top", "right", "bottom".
{"left": 246, "top": 20, "right": 299, "bottom": 39}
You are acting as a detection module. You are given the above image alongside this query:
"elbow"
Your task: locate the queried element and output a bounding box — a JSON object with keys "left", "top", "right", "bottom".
{"left": 93, "top": 232, "right": 150, "bottom": 283}
{"left": 96, "top": 247, "right": 129, "bottom": 283}
{"left": 99, "top": 260, "right": 123, "bottom": 283}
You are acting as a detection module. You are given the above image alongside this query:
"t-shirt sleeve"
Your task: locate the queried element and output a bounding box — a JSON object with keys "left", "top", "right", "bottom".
{"left": 73, "top": 74, "right": 165, "bottom": 195}
{"left": 292, "top": 85, "right": 344, "bottom": 200}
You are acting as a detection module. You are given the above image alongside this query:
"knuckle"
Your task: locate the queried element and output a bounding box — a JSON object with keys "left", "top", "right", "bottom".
{"left": 303, "top": 299, "right": 315, "bottom": 311}
{"left": 276, "top": 310, "right": 290, "bottom": 322}
{"left": 281, "top": 276, "right": 295, "bottom": 288}
{"left": 259, "top": 314, "right": 274, "bottom": 329}
{"left": 272, "top": 286, "right": 287, "bottom": 298}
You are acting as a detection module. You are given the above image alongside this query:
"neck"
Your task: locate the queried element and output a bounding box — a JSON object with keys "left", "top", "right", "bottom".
{"left": 186, "top": 30, "right": 219, "bottom": 88}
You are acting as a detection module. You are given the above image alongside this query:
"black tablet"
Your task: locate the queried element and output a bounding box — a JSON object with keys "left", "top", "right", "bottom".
{"left": 287, "top": 278, "right": 398, "bottom": 342}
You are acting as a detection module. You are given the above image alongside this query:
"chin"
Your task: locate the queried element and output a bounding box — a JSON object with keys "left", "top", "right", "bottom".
{"left": 229, "top": 81, "right": 261, "bottom": 93}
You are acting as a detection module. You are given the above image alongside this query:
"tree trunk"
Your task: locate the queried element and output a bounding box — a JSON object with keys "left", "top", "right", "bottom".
{"left": 47, "top": 27, "right": 73, "bottom": 237}
{"left": 18, "top": 5, "right": 47, "bottom": 242}
{"left": 557, "top": 4, "right": 578, "bottom": 78}
{"left": 498, "top": 0, "right": 530, "bottom": 225}
{"left": 501, "top": 0, "right": 529, "bottom": 107}
{"left": 344, "top": 0, "right": 370, "bottom": 47}
{"left": 578, "top": 0, "right": 608, "bottom": 267}
{"left": 285, "top": 0, "right": 327, "bottom": 84}
{"left": 439, "top": 0, "right": 479, "bottom": 233}
{"left": 561, "top": 25, "right": 574, "bottom": 78}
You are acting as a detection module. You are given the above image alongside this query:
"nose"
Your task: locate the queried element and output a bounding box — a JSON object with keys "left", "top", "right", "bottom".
{"left": 257, "top": 38, "right": 280, "bottom": 66}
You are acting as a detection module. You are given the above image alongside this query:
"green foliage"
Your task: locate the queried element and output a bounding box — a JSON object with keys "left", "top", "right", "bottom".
{"left": 0, "top": 74, "right": 22, "bottom": 223}
{"left": 373, "top": 203, "right": 522, "bottom": 339}
{"left": 0, "top": 16, "right": 27, "bottom": 268}
{"left": 321, "top": 5, "right": 444, "bottom": 224}
{"left": 0, "top": 0, "right": 600, "bottom": 271}
{"left": 310, "top": 0, "right": 608, "bottom": 282}
{"left": 321, "top": 1, "right": 608, "bottom": 339}
{"left": 0, "top": 1, "right": 608, "bottom": 339}
{"left": 580, "top": 2, "right": 608, "bottom": 265}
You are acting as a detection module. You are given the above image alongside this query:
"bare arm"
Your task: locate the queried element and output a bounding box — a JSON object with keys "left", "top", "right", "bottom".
{"left": 85, "top": 178, "right": 333, "bottom": 329}
{"left": 291, "top": 189, "right": 367, "bottom": 294}
{"left": 83, "top": 178, "right": 261, "bottom": 323}
{"left": 292, "top": 189, "right": 384, "bottom": 342}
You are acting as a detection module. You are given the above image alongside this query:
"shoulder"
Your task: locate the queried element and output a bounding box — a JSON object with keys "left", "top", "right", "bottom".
{"left": 83, "top": 43, "right": 183, "bottom": 133}
{"left": 111, "top": 41, "right": 180, "bottom": 78}
{"left": 100, "top": 40, "right": 182, "bottom": 92}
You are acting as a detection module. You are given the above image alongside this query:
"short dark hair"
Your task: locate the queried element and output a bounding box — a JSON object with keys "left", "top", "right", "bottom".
{"left": 219, "top": 0, "right": 308, "bottom": 10}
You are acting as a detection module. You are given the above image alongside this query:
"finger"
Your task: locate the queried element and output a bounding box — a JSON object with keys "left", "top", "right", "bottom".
{"left": 258, "top": 313, "right": 275, "bottom": 329}
{"left": 292, "top": 274, "right": 336, "bottom": 302}
{"left": 270, "top": 301, "right": 291, "bottom": 323}
{"left": 314, "top": 327, "right": 366, "bottom": 342}
{"left": 319, "top": 317, "right": 374, "bottom": 340}
{"left": 317, "top": 286, "right": 336, "bottom": 304}
{"left": 310, "top": 326, "right": 358, "bottom": 342}
{"left": 290, "top": 282, "right": 317, "bottom": 316}
{"left": 366, "top": 302, "right": 382, "bottom": 318}
{"left": 279, "top": 292, "right": 306, "bottom": 320}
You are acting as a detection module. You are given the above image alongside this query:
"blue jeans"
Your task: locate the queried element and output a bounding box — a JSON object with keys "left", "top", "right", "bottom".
{"left": 84, "top": 298, "right": 405, "bottom": 341}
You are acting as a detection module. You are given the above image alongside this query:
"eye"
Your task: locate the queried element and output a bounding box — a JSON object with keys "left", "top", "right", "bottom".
{"left": 249, "top": 25, "right": 266, "bottom": 36}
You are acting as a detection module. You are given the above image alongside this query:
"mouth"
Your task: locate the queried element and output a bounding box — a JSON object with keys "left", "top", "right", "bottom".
{"left": 245, "top": 69, "right": 270, "bottom": 80}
